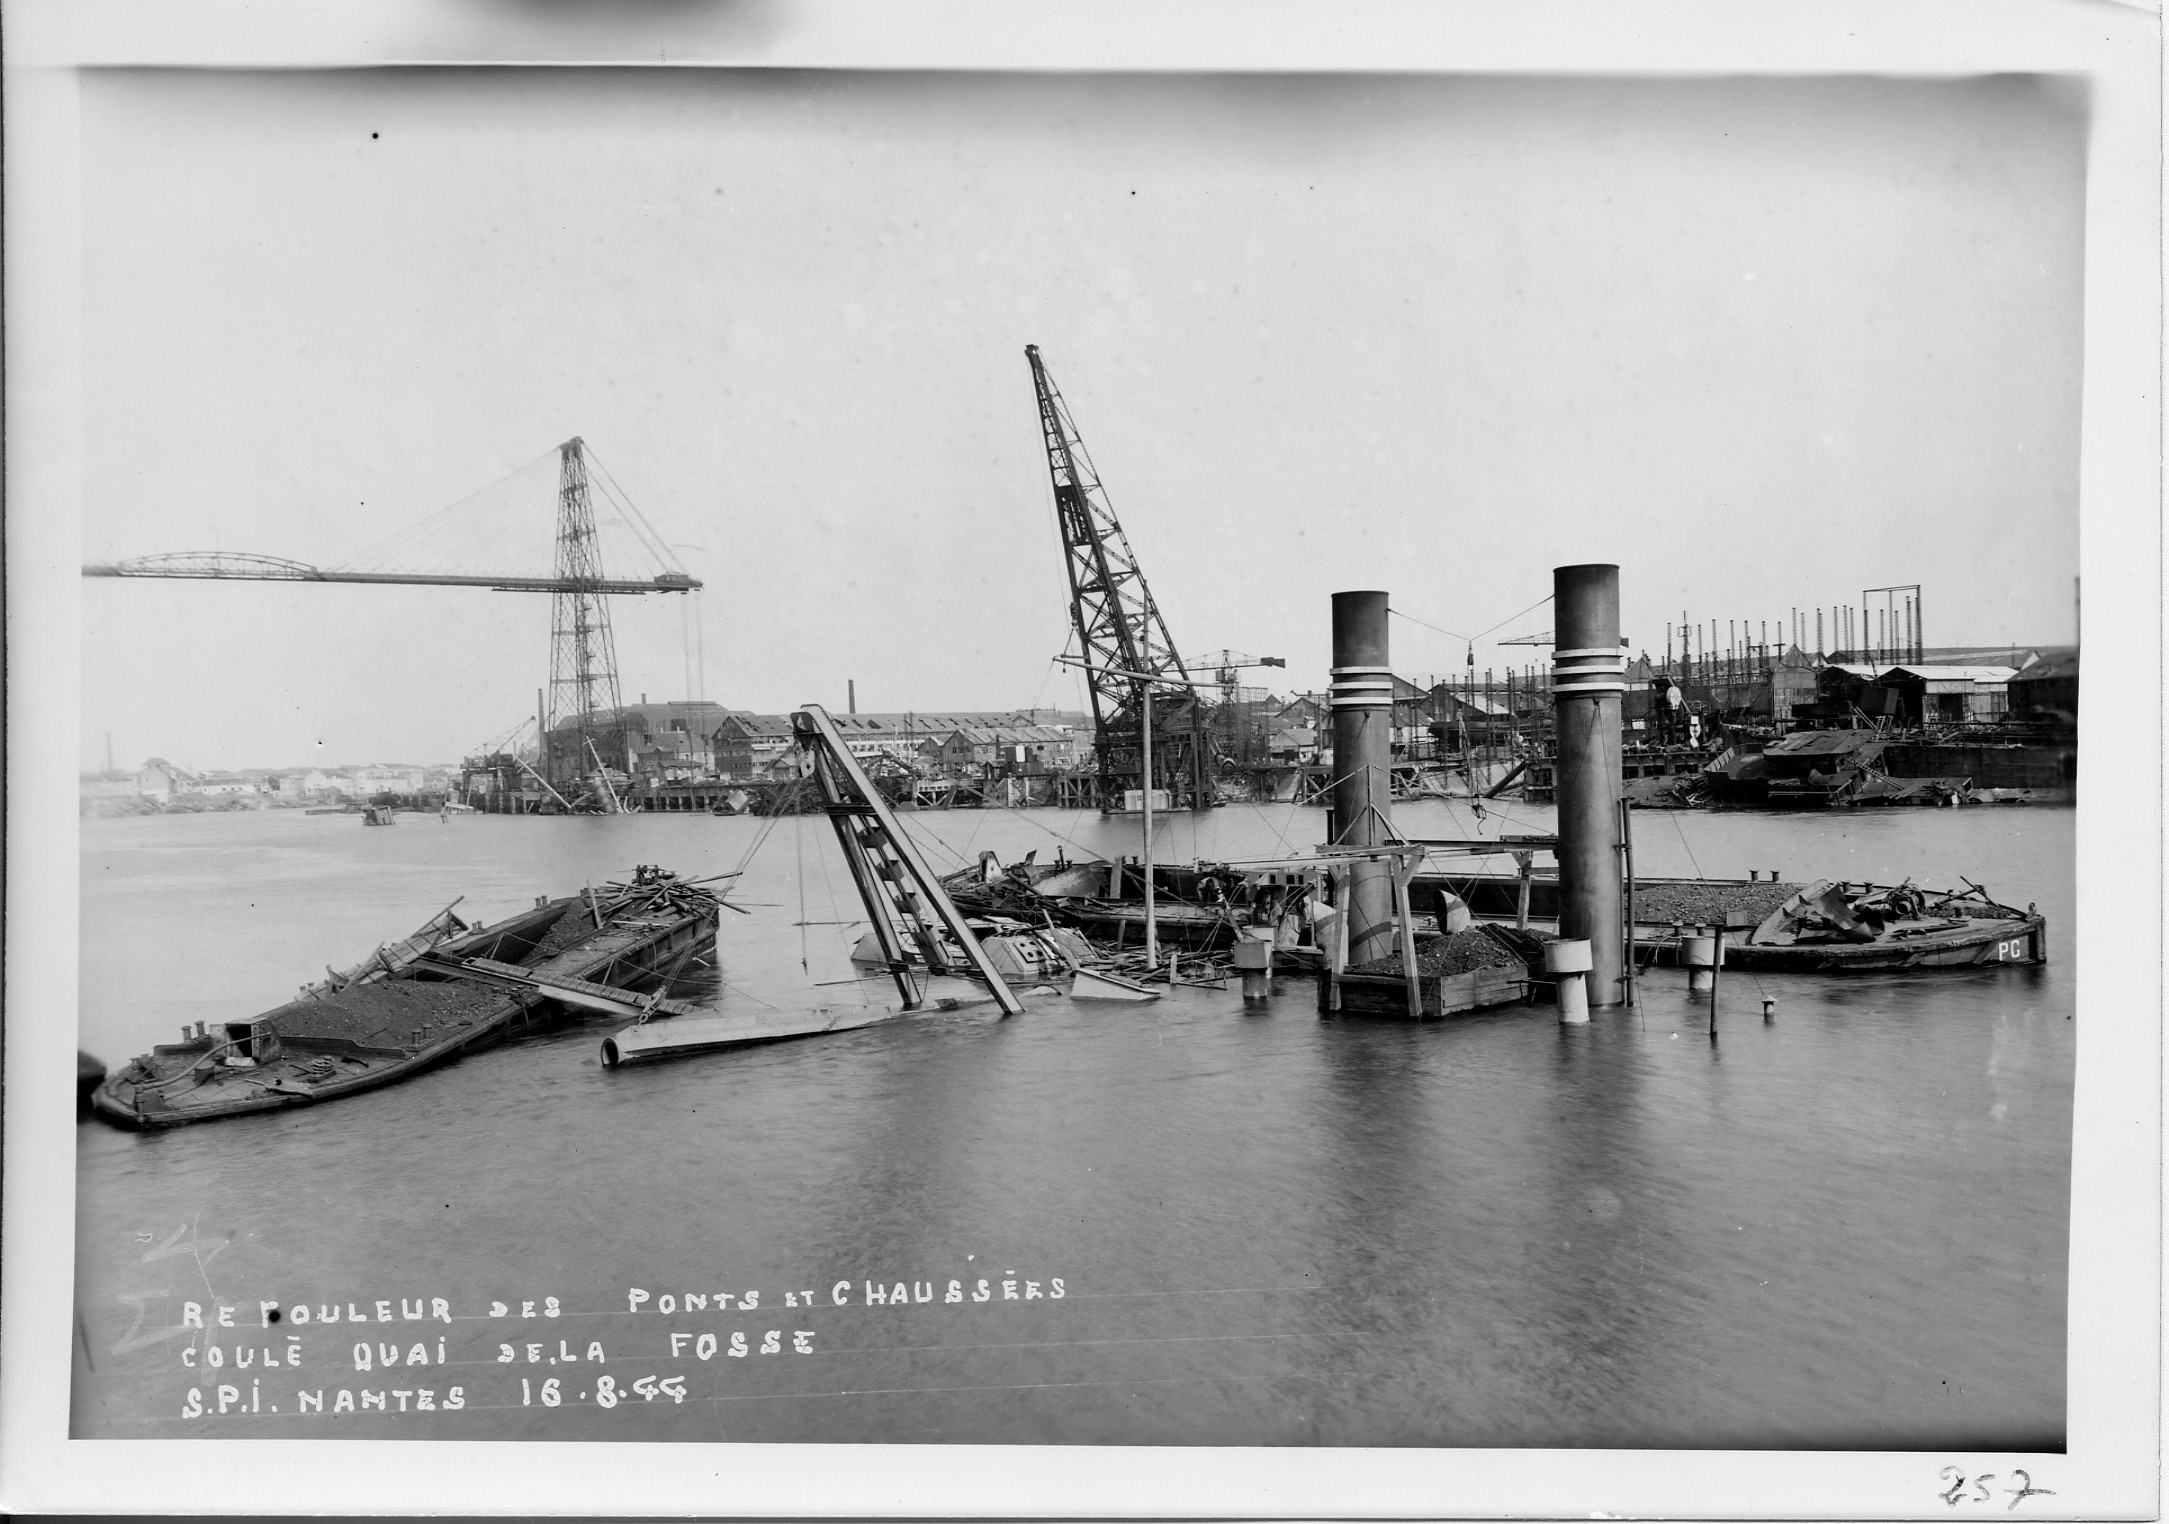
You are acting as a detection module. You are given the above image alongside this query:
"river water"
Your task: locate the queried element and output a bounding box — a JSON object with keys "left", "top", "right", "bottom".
{"left": 74, "top": 800, "right": 2072, "bottom": 1448}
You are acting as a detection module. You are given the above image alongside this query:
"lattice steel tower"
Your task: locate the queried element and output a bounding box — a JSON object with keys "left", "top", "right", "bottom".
{"left": 1025, "top": 345, "right": 1209, "bottom": 809}
{"left": 545, "top": 437, "right": 624, "bottom": 782}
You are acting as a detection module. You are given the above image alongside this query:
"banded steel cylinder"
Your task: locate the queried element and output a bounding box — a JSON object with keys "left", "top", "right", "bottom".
{"left": 1329, "top": 590, "right": 1397, "bottom": 967}
{"left": 1233, "top": 937, "right": 1273, "bottom": 1006}
{"left": 1551, "top": 564, "right": 1626, "bottom": 1007}
{"left": 1543, "top": 937, "right": 1594, "bottom": 1025}
{"left": 1682, "top": 932, "right": 1716, "bottom": 994}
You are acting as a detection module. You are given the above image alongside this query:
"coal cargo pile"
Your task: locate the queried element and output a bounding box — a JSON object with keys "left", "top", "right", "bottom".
{"left": 275, "top": 979, "right": 503, "bottom": 1041}
{"left": 1632, "top": 881, "right": 1799, "bottom": 926}
{"left": 1349, "top": 927, "right": 1526, "bottom": 978}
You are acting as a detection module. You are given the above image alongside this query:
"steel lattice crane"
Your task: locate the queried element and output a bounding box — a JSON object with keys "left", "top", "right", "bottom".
{"left": 1190, "top": 649, "right": 1288, "bottom": 768}
{"left": 83, "top": 437, "right": 699, "bottom": 801}
{"left": 1024, "top": 344, "right": 1210, "bottom": 810}
{"left": 1191, "top": 650, "right": 1289, "bottom": 704}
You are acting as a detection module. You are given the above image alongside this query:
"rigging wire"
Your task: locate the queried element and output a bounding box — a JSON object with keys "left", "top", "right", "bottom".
{"left": 809, "top": 810, "right": 852, "bottom": 978}
{"left": 583, "top": 446, "right": 689, "bottom": 577}
{"left": 329, "top": 449, "right": 560, "bottom": 577}
{"left": 1654, "top": 806, "right": 1776, "bottom": 1001}
{"left": 692, "top": 591, "right": 709, "bottom": 703}
{"left": 892, "top": 812, "right": 970, "bottom": 870}
{"left": 1389, "top": 593, "right": 1557, "bottom": 651}
{"left": 794, "top": 816, "right": 810, "bottom": 973}
{"left": 681, "top": 598, "right": 695, "bottom": 708}
{"left": 1238, "top": 800, "right": 1303, "bottom": 858}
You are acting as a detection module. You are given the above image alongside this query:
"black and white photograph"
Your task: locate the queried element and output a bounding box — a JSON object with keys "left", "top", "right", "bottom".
{"left": 4, "top": 2, "right": 2158, "bottom": 1517}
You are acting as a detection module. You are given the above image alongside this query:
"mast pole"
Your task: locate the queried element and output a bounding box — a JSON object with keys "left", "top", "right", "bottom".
{"left": 1142, "top": 683, "right": 1157, "bottom": 967}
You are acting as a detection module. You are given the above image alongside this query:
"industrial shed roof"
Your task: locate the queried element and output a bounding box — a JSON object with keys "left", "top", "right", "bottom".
{"left": 1878, "top": 665, "right": 2018, "bottom": 686}
{"left": 2011, "top": 650, "right": 2080, "bottom": 683}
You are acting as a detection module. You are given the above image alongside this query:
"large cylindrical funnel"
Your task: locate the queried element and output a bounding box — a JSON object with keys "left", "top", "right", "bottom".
{"left": 1329, "top": 590, "right": 1396, "bottom": 967}
{"left": 1552, "top": 564, "right": 1625, "bottom": 1007}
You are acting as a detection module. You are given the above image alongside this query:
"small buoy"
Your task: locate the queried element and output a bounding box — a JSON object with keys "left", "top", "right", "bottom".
{"left": 1762, "top": 997, "right": 1775, "bottom": 1022}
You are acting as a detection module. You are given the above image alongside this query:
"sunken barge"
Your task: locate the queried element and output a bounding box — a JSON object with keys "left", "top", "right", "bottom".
{"left": 943, "top": 847, "right": 2047, "bottom": 980}
{"left": 90, "top": 867, "right": 721, "bottom": 1129}
{"left": 1417, "top": 870, "right": 2047, "bottom": 973}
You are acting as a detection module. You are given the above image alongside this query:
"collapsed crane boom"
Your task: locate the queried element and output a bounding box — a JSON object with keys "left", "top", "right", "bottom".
{"left": 792, "top": 704, "right": 1024, "bottom": 1017}
{"left": 1024, "top": 344, "right": 1210, "bottom": 810}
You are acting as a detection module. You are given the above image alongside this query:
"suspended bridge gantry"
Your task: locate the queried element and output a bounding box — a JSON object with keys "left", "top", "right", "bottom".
{"left": 82, "top": 552, "right": 698, "bottom": 597}
{"left": 84, "top": 437, "right": 704, "bottom": 800}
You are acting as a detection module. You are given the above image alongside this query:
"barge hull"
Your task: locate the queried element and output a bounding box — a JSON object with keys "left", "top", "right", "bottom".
{"left": 1629, "top": 914, "right": 2047, "bottom": 973}
{"left": 92, "top": 891, "right": 717, "bottom": 1130}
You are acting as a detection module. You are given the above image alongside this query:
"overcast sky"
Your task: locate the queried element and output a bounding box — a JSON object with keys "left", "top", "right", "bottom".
{"left": 77, "top": 69, "right": 2084, "bottom": 771}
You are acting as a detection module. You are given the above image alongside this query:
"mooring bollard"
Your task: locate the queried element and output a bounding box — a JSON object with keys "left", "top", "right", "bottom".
{"left": 1233, "top": 936, "right": 1273, "bottom": 1007}
{"left": 1545, "top": 938, "right": 1593, "bottom": 1024}
{"left": 1683, "top": 929, "right": 1715, "bottom": 994}
{"left": 1762, "top": 997, "right": 1775, "bottom": 1022}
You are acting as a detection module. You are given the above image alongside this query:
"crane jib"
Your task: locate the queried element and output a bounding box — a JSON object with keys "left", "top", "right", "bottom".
{"left": 1025, "top": 343, "right": 1211, "bottom": 809}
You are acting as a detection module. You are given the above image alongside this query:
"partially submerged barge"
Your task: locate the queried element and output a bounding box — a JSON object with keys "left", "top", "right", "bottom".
{"left": 91, "top": 867, "right": 721, "bottom": 1128}
{"left": 941, "top": 842, "right": 2048, "bottom": 984}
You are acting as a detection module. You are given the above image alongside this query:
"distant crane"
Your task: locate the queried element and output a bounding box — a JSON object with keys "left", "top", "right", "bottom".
{"left": 83, "top": 437, "right": 700, "bottom": 801}
{"left": 1024, "top": 344, "right": 1211, "bottom": 810}
{"left": 1190, "top": 649, "right": 1287, "bottom": 767}
{"left": 1191, "top": 649, "right": 1288, "bottom": 706}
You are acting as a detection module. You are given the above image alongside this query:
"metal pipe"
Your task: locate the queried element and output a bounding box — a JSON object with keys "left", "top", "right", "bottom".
{"left": 1552, "top": 564, "right": 1625, "bottom": 1007}
{"left": 1619, "top": 797, "right": 1637, "bottom": 1008}
{"left": 1328, "top": 591, "right": 1396, "bottom": 967}
{"left": 1141, "top": 684, "right": 1157, "bottom": 967}
{"left": 1708, "top": 922, "right": 1722, "bottom": 1039}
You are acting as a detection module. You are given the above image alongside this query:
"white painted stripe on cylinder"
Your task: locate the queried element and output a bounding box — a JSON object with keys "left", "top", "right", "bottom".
{"left": 1552, "top": 647, "right": 1627, "bottom": 660}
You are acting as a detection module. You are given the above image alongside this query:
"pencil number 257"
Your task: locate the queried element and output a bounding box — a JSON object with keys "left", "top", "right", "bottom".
{"left": 1939, "top": 1467, "right": 2054, "bottom": 1508}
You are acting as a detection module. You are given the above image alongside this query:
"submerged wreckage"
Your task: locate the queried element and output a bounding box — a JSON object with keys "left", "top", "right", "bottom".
{"left": 944, "top": 840, "right": 2048, "bottom": 988}
{"left": 599, "top": 705, "right": 1157, "bottom": 1070}
{"left": 91, "top": 867, "right": 725, "bottom": 1128}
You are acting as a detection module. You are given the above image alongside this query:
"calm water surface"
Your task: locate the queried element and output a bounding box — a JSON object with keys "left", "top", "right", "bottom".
{"left": 75, "top": 800, "right": 2073, "bottom": 1447}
